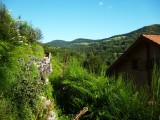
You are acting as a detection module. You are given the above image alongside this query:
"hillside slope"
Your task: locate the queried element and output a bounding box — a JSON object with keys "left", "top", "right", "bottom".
{"left": 47, "top": 24, "right": 160, "bottom": 47}
{"left": 47, "top": 40, "right": 70, "bottom": 46}
{"left": 45, "top": 24, "right": 160, "bottom": 67}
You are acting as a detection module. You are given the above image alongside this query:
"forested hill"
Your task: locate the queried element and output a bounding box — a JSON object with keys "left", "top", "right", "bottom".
{"left": 46, "top": 38, "right": 94, "bottom": 47}
{"left": 47, "top": 40, "right": 70, "bottom": 46}
{"left": 47, "top": 24, "right": 160, "bottom": 47}
{"left": 46, "top": 24, "right": 160, "bottom": 67}
{"left": 70, "top": 38, "right": 95, "bottom": 43}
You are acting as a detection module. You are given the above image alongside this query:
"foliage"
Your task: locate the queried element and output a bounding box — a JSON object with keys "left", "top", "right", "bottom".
{"left": 51, "top": 59, "right": 160, "bottom": 120}
{"left": 83, "top": 52, "right": 105, "bottom": 75}
{"left": 150, "top": 65, "right": 160, "bottom": 119}
{"left": 0, "top": 2, "right": 57, "bottom": 120}
{"left": 0, "top": 40, "right": 44, "bottom": 91}
{"left": 0, "top": 3, "right": 14, "bottom": 41}
{"left": 6, "top": 57, "right": 43, "bottom": 119}
{"left": 0, "top": 54, "right": 56, "bottom": 120}
{"left": 1, "top": 1, "right": 160, "bottom": 120}
{"left": 0, "top": 98, "right": 15, "bottom": 120}
{"left": 0, "top": 2, "right": 43, "bottom": 43}
{"left": 47, "top": 24, "right": 160, "bottom": 67}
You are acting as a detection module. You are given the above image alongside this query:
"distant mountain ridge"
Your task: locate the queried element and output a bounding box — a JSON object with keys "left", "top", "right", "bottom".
{"left": 46, "top": 24, "right": 160, "bottom": 47}
{"left": 71, "top": 38, "right": 94, "bottom": 43}
{"left": 47, "top": 40, "right": 69, "bottom": 46}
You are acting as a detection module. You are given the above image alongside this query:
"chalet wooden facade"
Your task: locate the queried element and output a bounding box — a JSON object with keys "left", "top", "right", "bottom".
{"left": 107, "top": 34, "right": 160, "bottom": 86}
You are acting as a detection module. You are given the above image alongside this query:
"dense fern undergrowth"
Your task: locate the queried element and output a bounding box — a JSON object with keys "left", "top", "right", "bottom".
{"left": 50, "top": 59, "right": 160, "bottom": 120}
{"left": 1, "top": 2, "right": 160, "bottom": 120}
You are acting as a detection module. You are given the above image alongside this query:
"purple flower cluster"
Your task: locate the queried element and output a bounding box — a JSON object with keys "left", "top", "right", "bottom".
{"left": 18, "top": 54, "right": 53, "bottom": 84}
{"left": 37, "top": 57, "right": 53, "bottom": 83}
{"left": 42, "top": 63, "right": 52, "bottom": 74}
{"left": 38, "top": 60, "right": 52, "bottom": 74}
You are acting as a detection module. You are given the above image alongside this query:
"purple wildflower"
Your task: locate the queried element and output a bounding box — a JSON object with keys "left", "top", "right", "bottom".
{"left": 26, "top": 61, "right": 32, "bottom": 66}
{"left": 18, "top": 58, "right": 24, "bottom": 62}
{"left": 43, "top": 66, "right": 47, "bottom": 71}
{"left": 33, "top": 56, "right": 37, "bottom": 61}
{"left": 41, "top": 58, "right": 46, "bottom": 63}
{"left": 46, "top": 69, "right": 52, "bottom": 74}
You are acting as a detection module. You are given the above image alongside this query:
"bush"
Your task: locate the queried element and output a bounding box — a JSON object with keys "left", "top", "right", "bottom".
{"left": 0, "top": 2, "right": 43, "bottom": 43}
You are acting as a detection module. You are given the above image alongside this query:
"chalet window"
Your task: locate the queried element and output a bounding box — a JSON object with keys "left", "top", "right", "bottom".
{"left": 132, "top": 60, "right": 138, "bottom": 70}
{"left": 132, "top": 59, "right": 147, "bottom": 71}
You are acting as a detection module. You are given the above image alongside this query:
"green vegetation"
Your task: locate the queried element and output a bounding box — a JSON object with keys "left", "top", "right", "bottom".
{"left": 45, "top": 24, "right": 160, "bottom": 120}
{"left": 0, "top": 4, "right": 42, "bottom": 43}
{"left": 50, "top": 59, "right": 160, "bottom": 120}
{"left": 0, "top": 1, "right": 160, "bottom": 120}
{"left": 47, "top": 24, "right": 160, "bottom": 66}
{"left": 0, "top": 2, "right": 55, "bottom": 119}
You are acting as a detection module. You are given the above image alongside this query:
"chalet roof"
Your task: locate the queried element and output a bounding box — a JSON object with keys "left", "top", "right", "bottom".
{"left": 107, "top": 34, "right": 160, "bottom": 74}
{"left": 143, "top": 34, "right": 160, "bottom": 45}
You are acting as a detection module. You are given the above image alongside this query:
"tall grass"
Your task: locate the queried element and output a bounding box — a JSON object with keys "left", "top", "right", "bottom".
{"left": 51, "top": 59, "right": 160, "bottom": 120}
{"left": 0, "top": 41, "right": 44, "bottom": 88}
{"left": 150, "top": 65, "right": 160, "bottom": 119}
{"left": 0, "top": 41, "right": 49, "bottom": 119}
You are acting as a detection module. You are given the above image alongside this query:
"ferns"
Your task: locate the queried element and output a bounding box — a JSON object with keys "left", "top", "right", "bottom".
{"left": 52, "top": 59, "right": 160, "bottom": 120}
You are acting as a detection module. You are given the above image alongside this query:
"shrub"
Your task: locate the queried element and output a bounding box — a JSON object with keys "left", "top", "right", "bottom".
{"left": 0, "top": 2, "right": 43, "bottom": 43}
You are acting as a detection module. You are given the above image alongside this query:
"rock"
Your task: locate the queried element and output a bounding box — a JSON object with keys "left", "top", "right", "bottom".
{"left": 42, "top": 99, "right": 52, "bottom": 109}
{"left": 47, "top": 111, "right": 57, "bottom": 120}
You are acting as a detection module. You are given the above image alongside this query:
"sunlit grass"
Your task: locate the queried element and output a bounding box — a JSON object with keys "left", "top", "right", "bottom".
{"left": 51, "top": 59, "right": 160, "bottom": 120}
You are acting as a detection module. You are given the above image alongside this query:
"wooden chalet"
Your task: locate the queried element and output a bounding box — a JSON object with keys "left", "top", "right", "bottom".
{"left": 107, "top": 34, "right": 160, "bottom": 86}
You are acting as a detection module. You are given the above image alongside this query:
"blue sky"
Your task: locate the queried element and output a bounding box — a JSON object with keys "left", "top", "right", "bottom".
{"left": 2, "top": 0, "right": 160, "bottom": 42}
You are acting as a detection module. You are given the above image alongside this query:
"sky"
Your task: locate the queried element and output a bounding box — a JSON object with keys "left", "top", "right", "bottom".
{"left": 2, "top": 0, "right": 160, "bottom": 43}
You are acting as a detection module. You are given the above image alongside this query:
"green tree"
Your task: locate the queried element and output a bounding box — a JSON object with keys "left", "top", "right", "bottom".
{"left": 83, "top": 52, "right": 104, "bottom": 75}
{"left": 0, "top": 3, "right": 15, "bottom": 41}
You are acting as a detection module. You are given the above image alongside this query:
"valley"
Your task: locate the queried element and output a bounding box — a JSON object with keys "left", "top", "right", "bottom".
{"left": 0, "top": 1, "right": 160, "bottom": 120}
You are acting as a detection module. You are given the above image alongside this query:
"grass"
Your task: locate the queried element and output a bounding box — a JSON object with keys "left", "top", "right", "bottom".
{"left": 0, "top": 41, "right": 44, "bottom": 85}
{"left": 0, "top": 40, "right": 50, "bottom": 120}
{"left": 51, "top": 59, "right": 160, "bottom": 120}
{"left": 1, "top": 38, "right": 160, "bottom": 120}
{"left": 0, "top": 4, "right": 57, "bottom": 119}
